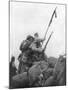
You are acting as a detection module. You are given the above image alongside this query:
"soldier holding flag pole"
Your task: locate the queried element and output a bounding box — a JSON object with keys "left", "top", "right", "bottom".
{"left": 29, "top": 7, "right": 57, "bottom": 53}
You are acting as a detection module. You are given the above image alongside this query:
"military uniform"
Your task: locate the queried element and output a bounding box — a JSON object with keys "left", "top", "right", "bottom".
{"left": 29, "top": 33, "right": 45, "bottom": 52}
{"left": 18, "top": 35, "right": 34, "bottom": 73}
{"left": 12, "top": 34, "right": 49, "bottom": 88}
{"left": 29, "top": 35, "right": 47, "bottom": 62}
{"left": 19, "top": 35, "right": 34, "bottom": 52}
{"left": 9, "top": 57, "right": 17, "bottom": 88}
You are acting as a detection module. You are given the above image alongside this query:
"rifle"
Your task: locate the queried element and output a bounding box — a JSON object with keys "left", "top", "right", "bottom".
{"left": 42, "top": 31, "right": 53, "bottom": 52}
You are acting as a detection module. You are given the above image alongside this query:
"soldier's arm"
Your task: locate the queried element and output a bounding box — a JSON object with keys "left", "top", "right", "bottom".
{"left": 37, "top": 38, "right": 45, "bottom": 42}
{"left": 19, "top": 40, "right": 25, "bottom": 51}
{"left": 32, "top": 46, "right": 42, "bottom": 52}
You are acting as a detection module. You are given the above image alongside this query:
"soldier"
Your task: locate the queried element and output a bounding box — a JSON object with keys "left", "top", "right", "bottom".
{"left": 9, "top": 56, "right": 17, "bottom": 88}
{"left": 19, "top": 35, "right": 34, "bottom": 53}
{"left": 10, "top": 56, "right": 17, "bottom": 78}
{"left": 18, "top": 35, "right": 35, "bottom": 73}
{"left": 29, "top": 33, "right": 45, "bottom": 52}
{"left": 34, "top": 33, "right": 45, "bottom": 48}
{"left": 17, "top": 53, "right": 23, "bottom": 74}
{"left": 29, "top": 32, "right": 47, "bottom": 61}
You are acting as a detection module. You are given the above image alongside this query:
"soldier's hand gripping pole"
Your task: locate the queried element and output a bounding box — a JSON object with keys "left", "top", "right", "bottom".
{"left": 42, "top": 31, "right": 54, "bottom": 52}
{"left": 43, "top": 7, "right": 57, "bottom": 42}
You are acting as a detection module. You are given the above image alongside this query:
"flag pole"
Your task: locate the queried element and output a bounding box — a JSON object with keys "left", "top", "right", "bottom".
{"left": 42, "top": 31, "right": 54, "bottom": 52}
{"left": 43, "top": 7, "right": 57, "bottom": 41}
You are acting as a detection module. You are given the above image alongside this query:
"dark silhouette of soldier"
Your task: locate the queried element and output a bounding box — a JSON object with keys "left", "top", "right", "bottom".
{"left": 9, "top": 56, "right": 17, "bottom": 88}
{"left": 18, "top": 35, "right": 34, "bottom": 74}
{"left": 19, "top": 35, "right": 34, "bottom": 53}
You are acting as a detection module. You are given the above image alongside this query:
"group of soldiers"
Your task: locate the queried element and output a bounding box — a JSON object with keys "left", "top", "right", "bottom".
{"left": 9, "top": 32, "right": 49, "bottom": 88}
{"left": 9, "top": 32, "right": 66, "bottom": 88}
{"left": 17, "top": 32, "right": 47, "bottom": 74}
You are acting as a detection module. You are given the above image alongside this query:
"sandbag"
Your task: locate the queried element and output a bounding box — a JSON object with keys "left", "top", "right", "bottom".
{"left": 28, "top": 61, "right": 48, "bottom": 84}
{"left": 44, "top": 76, "right": 55, "bottom": 86}
{"left": 12, "top": 72, "right": 29, "bottom": 88}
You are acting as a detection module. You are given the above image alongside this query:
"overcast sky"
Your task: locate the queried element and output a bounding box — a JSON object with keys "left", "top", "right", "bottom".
{"left": 10, "top": 2, "right": 65, "bottom": 60}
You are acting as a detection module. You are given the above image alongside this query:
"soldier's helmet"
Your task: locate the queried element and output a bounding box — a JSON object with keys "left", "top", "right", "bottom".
{"left": 26, "top": 35, "right": 34, "bottom": 42}
{"left": 11, "top": 56, "right": 15, "bottom": 62}
{"left": 34, "top": 33, "right": 39, "bottom": 38}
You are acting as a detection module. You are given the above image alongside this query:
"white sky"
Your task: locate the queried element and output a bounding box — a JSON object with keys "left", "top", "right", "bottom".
{"left": 10, "top": 2, "right": 65, "bottom": 60}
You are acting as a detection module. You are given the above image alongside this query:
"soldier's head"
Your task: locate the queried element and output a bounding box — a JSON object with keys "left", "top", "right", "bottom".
{"left": 26, "top": 35, "right": 34, "bottom": 42}
{"left": 34, "top": 33, "right": 39, "bottom": 39}
{"left": 11, "top": 56, "right": 15, "bottom": 62}
{"left": 11, "top": 56, "right": 15, "bottom": 67}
